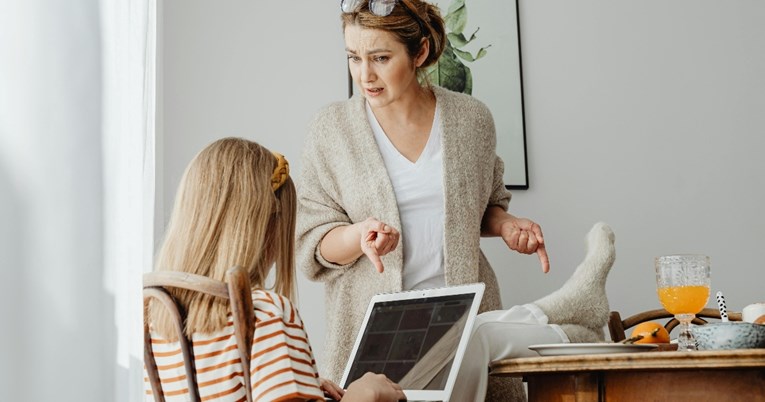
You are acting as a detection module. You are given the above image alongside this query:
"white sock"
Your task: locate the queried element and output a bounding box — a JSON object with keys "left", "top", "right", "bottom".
{"left": 533, "top": 222, "right": 616, "bottom": 331}
{"left": 560, "top": 324, "right": 606, "bottom": 342}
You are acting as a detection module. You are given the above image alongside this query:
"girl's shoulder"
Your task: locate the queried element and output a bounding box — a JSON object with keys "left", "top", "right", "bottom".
{"left": 251, "top": 289, "right": 301, "bottom": 324}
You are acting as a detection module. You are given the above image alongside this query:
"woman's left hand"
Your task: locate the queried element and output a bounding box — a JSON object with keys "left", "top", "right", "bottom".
{"left": 320, "top": 377, "right": 345, "bottom": 400}
{"left": 499, "top": 217, "right": 550, "bottom": 273}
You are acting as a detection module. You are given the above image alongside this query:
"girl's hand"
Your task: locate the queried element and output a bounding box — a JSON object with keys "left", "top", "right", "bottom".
{"left": 319, "top": 377, "right": 344, "bottom": 401}
{"left": 344, "top": 372, "right": 406, "bottom": 401}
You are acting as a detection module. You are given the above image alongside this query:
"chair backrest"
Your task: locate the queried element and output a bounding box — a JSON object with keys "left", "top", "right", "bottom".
{"left": 143, "top": 266, "right": 256, "bottom": 402}
{"left": 608, "top": 307, "right": 742, "bottom": 342}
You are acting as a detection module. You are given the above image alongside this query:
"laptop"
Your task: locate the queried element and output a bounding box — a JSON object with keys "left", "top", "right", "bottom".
{"left": 336, "top": 283, "right": 485, "bottom": 402}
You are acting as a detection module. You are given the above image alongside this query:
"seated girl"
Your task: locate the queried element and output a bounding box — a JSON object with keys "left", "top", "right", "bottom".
{"left": 145, "top": 137, "right": 403, "bottom": 401}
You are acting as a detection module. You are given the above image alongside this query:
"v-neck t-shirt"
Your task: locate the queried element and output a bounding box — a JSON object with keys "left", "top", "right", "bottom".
{"left": 366, "top": 101, "right": 446, "bottom": 290}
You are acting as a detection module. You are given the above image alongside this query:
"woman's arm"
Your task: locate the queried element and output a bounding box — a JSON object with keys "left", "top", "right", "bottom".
{"left": 295, "top": 124, "right": 358, "bottom": 281}
{"left": 320, "top": 217, "right": 400, "bottom": 273}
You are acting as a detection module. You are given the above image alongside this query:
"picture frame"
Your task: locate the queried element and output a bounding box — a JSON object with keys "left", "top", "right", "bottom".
{"left": 347, "top": 0, "right": 529, "bottom": 189}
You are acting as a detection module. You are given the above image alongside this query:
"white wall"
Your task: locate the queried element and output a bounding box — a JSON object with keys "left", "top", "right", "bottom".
{"left": 0, "top": 1, "right": 114, "bottom": 401}
{"left": 160, "top": 0, "right": 765, "bottom": 363}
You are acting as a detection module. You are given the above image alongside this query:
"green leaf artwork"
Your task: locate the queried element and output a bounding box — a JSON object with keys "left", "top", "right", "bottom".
{"left": 424, "top": 0, "right": 490, "bottom": 95}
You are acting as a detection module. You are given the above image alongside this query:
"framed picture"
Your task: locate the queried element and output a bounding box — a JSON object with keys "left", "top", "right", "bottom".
{"left": 348, "top": 0, "right": 529, "bottom": 189}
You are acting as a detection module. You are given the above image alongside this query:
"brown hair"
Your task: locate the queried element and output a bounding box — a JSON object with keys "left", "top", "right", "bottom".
{"left": 341, "top": 0, "right": 446, "bottom": 72}
{"left": 149, "top": 137, "right": 297, "bottom": 338}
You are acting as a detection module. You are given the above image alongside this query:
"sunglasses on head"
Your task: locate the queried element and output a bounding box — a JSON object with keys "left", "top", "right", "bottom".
{"left": 340, "top": 0, "right": 427, "bottom": 35}
{"left": 341, "top": 0, "right": 398, "bottom": 16}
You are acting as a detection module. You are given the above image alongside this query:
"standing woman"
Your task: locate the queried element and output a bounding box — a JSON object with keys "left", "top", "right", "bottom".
{"left": 296, "top": 0, "right": 548, "bottom": 394}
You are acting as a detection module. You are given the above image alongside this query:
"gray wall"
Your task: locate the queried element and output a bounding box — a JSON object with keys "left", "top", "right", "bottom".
{"left": 160, "top": 0, "right": 765, "bottom": 363}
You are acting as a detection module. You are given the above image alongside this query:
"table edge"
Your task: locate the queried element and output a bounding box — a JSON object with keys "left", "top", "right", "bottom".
{"left": 490, "top": 349, "right": 765, "bottom": 376}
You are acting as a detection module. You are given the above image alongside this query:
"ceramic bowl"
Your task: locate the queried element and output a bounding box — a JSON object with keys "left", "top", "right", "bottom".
{"left": 690, "top": 322, "right": 765, "bottom": 350}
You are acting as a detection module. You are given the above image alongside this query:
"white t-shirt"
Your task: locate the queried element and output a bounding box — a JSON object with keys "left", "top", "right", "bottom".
{"left": 366, "top": 101, "right": 446, "bottom": 290}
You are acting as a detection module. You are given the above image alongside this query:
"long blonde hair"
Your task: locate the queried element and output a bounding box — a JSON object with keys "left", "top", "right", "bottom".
{"left": 150, "top": 137, "right": 297, "bottom": 338}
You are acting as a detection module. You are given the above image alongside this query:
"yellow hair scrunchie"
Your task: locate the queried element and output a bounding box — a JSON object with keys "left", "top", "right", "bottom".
{"left": 271, "top": 152, "right": 290, "bottom": 191}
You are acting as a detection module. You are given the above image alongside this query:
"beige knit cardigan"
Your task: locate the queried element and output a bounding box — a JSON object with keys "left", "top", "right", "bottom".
{"left": 296, "top": 86, "right": 512, "bottom": 382}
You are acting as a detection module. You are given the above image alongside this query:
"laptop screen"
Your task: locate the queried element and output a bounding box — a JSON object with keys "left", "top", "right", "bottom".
{"left": 342, "top": 293, "right": 476, "bottom": 391}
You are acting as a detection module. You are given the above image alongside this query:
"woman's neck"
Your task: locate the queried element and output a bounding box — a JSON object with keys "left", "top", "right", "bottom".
{"left": 370, "top": 84, "right": 435, "bottom": 127}
{"left": 367, "top": 85, "right": 437, "bottom": 163}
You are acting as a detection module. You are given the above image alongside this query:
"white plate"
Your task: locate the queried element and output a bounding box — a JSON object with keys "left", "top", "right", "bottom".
{"left": 528, "top": 343, "right": 658, "bottom": 356}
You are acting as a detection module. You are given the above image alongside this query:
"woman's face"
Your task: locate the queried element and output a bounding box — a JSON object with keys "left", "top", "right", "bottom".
{"left": 344, "top": 24, "right": 426, "bottom": 108}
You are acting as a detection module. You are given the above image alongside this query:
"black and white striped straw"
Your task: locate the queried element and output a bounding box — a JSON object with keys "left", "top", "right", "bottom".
{"left": 716, "top": 291, "right": 729, "bottom": 322}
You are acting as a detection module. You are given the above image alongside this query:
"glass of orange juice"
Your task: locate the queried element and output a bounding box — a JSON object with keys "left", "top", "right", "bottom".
{"left": 655, "top": 254, "right": 711, "bottom": 351}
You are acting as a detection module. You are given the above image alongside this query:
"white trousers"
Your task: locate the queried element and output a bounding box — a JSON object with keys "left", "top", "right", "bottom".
{"left": 449, "top": 304, "right": 568, "bottom": 402}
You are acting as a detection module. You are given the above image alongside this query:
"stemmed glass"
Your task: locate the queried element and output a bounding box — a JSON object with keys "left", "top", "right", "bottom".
{"left": 655, "top": 254, "right": 711, "bottom": 351}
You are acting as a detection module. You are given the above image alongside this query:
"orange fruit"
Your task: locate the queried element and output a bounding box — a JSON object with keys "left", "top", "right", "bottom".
{"left": 629, "top": 321, "right": 670, "bottom": 344}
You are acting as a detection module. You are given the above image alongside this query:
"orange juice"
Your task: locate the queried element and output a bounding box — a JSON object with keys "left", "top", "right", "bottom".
{"left": 657, "top": 285, "right": 710, "bottom": 315}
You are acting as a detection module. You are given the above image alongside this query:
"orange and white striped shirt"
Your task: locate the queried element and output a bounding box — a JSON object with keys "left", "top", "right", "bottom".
{"left": 145, "top": 290, "right": 324, "bottom": 402}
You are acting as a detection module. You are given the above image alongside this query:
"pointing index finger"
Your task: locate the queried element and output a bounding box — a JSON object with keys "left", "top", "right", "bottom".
{"left": 366, "top": 247, "right": 384, "bottom": 273}
{"left": 537, "top": 243, "right": 550, "bottom": 273}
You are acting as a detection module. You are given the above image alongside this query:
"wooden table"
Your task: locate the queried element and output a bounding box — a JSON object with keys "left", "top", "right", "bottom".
{"left": 489, "top": 349, "right": 765, "bottom": 402}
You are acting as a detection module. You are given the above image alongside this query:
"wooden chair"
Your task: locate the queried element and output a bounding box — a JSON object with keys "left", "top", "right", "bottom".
{"left": 608, "top": 307, "right": 742, "bottom": 342}
{"left": 143, "top": 266, "right": 256, "bottom": 402}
